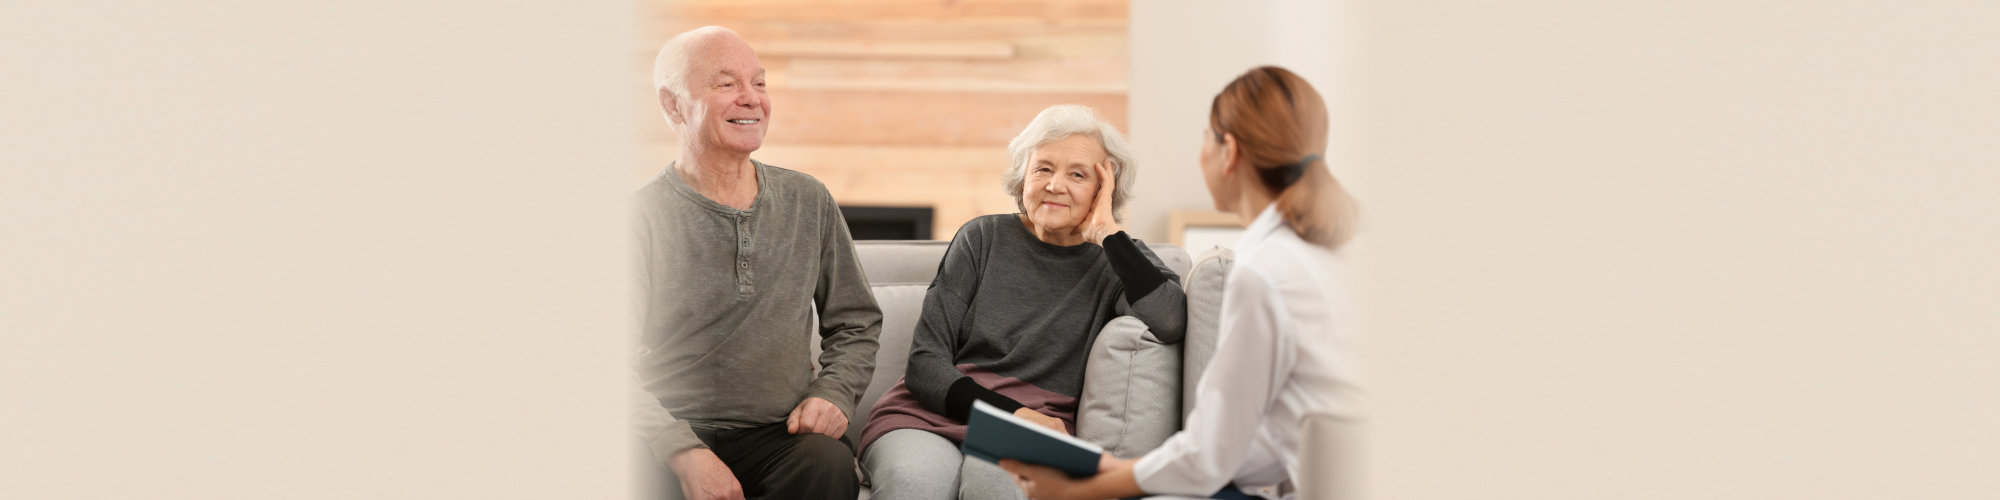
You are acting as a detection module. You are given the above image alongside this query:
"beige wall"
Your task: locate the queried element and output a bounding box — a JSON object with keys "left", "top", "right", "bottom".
{"left": 3, "top": 2, "right": 636, "bottom": 498}
{"left": 1127, "top": 1, "right": 1267, "bottom": 243}
{"left": 1144, "top": 0, "right": 2000, "bottom": 498}
{"left": 1128, "top": 0, "right": 1363, "bottom": 245}
{"left": 8, "top": 0, "right": 1996, "bottom": 498}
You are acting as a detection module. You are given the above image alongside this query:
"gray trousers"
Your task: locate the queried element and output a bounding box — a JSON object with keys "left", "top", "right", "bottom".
{"left": 862, "top": 429, "right": 1027, "bottom": 500}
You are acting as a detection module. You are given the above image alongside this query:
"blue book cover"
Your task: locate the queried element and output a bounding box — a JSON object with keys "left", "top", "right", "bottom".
{"left": 961, "top": 400, "right": 1104, "bottom": 478}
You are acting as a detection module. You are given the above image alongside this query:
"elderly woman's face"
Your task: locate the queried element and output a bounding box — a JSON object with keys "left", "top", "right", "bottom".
{"left": 1021, "top": 134, "right": 1108, "bottom": 235}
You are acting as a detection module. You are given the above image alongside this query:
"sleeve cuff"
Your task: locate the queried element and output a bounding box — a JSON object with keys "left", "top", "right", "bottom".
{"left": 1131, "top": 449, "right": 1169, "bottom": 494}
{"left": 804, "top": 383, "right": 858, "bottom": 422}
{"left": 1103, "top": 232, "right": 1170, "bottom": 299}
{"left": 646, "top": 420, "right": 706, "bottom": 469}
{"left": 945, "top": 376, "right": 1025, "bottom": 422}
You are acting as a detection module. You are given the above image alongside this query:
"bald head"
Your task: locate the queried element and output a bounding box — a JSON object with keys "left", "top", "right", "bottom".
{"left": 652, "top": 26, "right": 771, "bottom": 158}
{"left": 653, "top": 26, "right": 751, "bottom": 98}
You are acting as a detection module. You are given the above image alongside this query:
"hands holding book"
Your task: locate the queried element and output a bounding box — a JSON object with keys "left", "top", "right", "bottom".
{"left": 1000, "top": 453, "right": 1143, "bottom": 500}
{"left": 964, "top": 401, "right": 1145, "bottom": 499}
{"left": 1013, "top": 407, "right": 1069, "bottom": 434}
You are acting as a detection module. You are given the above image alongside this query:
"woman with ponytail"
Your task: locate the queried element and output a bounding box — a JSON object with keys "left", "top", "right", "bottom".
{"left": 999, "top": 66, "right": 1361, "bottom": 500}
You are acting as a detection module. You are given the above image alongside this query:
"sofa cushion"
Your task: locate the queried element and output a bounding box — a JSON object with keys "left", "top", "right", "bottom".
{"left": 854, "top": 240, "right": 951, "bottom": 285}
{"left": 1151, "top": 242, "right": 1193, "bottom": 278}
{"left": 810, "top": 281, "right": 932, "bottom": 445}
{"left": 850, "top": 283, "right": 927, "bottom": 444}
{"left": 1179, "top": 247, "right": 1233, "bottom": 423}
{"left": 1077, "top": 316, "right": 1183, "bottom": 458}
{"left": 811, "top": 241, "right": 950, "bottom": 444}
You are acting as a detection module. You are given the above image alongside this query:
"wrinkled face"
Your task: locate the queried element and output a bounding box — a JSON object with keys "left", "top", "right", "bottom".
{"left": 1199, "top": 127, "right": 1232, "bottom": 212}
{"left": 672, "top": 36, "right": 769, "bottom": 154}
{"left": 1021, "top": 134, "right": 1107, "bottom": 234}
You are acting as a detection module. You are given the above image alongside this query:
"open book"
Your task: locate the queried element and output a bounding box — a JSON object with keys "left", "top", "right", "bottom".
{"left": 961, "top": 400, "right": 1104, "bottom": 478}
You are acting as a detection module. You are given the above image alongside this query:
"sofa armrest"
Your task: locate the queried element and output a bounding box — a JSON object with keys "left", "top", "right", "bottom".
{"left": 1076, "top": 315, "right": 1182, "bottom": 458}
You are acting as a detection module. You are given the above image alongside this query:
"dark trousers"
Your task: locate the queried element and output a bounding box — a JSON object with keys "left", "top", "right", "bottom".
{"left": 1118, "top": 484, "right": 1256, "bottom": 500}
{"left": 1207, "top": 484, "right": 1258, "bottom": 500}
{"left": 641, "top": 422, "right": 859, "bottom": 500}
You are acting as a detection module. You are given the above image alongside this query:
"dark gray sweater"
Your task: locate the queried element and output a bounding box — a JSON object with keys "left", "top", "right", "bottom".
{"left": 881, "top": 214, "right": 1187, "bottom": 439}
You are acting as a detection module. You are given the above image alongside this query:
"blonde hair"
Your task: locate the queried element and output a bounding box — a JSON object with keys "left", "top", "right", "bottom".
{"left": 1209, "top": 66, "right": 1359, "bottom": 249}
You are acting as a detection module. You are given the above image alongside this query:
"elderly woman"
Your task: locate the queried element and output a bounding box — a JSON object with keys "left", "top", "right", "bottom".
{"left": 857, "top": 105, "right": 1188, "bottom": 500}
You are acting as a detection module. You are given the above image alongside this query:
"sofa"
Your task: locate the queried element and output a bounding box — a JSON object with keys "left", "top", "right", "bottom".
{"left": 810, "top": 239, "right": 1236, "bottom": 494}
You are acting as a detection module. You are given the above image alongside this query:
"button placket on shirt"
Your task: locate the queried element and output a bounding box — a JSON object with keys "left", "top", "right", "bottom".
{"left": 735, "top": 213, "right": 754, "bottom": 294}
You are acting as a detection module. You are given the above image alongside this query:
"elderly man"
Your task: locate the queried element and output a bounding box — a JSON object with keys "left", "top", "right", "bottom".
{"left": 632, "top": 26, "right": 880, "bottom": 500}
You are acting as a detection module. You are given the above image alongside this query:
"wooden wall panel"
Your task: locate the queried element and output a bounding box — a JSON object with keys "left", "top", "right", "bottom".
{"left": 765, "top": 89, "right": 1126, "bottom": 147}
{"left": 662, "top": 0, "right": 1126, "bottom": 22}
{"left": 639, "top": 0, "right": 1128, "bottom": 239}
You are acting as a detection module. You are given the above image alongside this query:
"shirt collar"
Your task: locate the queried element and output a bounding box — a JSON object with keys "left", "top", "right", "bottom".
{"left": 1233, "top": 204, "right": 1286, "bottom": 253}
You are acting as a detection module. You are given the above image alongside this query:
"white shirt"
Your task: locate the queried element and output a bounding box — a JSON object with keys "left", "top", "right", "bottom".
{"left": 1133, "top": 205, "right": 1361, "bottom": 499}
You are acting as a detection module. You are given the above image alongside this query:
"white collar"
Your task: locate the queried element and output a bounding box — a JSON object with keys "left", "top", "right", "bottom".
{"left": 1233, "top": 204, "right": 1286, "bottom": 253}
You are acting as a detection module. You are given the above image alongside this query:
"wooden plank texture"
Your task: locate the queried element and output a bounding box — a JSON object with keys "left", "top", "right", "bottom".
{"left": 639, "top": 0, "right": 1128, "bottom": 238}
{"left": 764, "top": 89, "right": 1126, "bottom": 146}
{"left": 664, "top": 0, "right": 1125, "bottom": 21}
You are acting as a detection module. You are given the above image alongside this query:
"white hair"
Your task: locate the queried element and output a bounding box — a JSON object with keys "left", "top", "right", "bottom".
{"left": 652, "top": 26, "right": 738, "bottom": 97}
{"left": 1002, "top": 105, "right": 1137, "bottom": 222}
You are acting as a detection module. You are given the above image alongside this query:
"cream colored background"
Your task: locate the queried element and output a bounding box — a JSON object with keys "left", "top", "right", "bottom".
{"left": 1143, "top": 0, "right": 1998, "bottom": 498}
{"left": 1358, "top": 1, "right": 2000, "bottom": 498}
{"left": 3, "top": 1, "right": 636, "bottom": 498}
{"left": 5, "top": 0, "right": 1996, "bottom": 498}
{"left": 1127, "top": 0, "right": 1359, "bottom": 245}
{"left": 1349, "top": 1, "right": 1999, "bottom": 498}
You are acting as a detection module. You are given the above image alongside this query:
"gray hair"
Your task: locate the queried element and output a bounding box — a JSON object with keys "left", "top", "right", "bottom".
{"left": 652, "top": 26, "right": 738, "bottom": 97}
{"left": 1002, "top": 105, "right": 1137, "bottom": 222}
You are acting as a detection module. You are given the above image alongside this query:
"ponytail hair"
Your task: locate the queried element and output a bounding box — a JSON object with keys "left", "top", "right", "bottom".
{"left": 1209, "top": 66, "right": 1358, "bottom": 250}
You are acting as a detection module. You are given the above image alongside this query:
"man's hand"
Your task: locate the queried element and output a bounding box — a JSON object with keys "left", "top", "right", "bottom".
{"left": 668, "top": 447, "right": 744, "bottom": 500}
{"left": 1012, "top": 407, "right": 1069, "bottom": 435}
{"left": 1079, "top": 160, "right": 1123, "bottom": 246}
{"left": 786, "top": 396, "right": 848, "bottom": 438}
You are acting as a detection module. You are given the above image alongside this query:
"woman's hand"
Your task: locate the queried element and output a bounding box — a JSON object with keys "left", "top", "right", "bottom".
{"left": 1000, "top": 453, "right": 1140, "bottom": 500}
{"left": 1079, "top": 160, "right": 1123, "bottom": 246}
{"left": 1001, "top": 458, "right": 1084, "bottom": 500}
{"left": 1013, "top": 407, "right": 1069, "bottom": 434}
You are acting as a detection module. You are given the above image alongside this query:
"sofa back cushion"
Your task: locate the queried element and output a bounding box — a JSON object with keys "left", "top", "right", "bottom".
{"left": 854, "top": 240, "right": 951, "bottom": 284}
{"left": 845, "top": 282, "right": 926, "bottom": 443}
{"left": 1076, "top": 316, "right": 1182, "bottom": 457}
{"left": 814, "top": 241, "right": 951, "bottom": 444}
{"left": 1179, "top": 247, "right": 1234, "bottom": 423}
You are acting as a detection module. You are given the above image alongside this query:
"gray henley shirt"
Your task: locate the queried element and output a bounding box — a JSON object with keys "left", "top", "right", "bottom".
{"left": 631, "top": 160, "right": 881, "bottom": 460}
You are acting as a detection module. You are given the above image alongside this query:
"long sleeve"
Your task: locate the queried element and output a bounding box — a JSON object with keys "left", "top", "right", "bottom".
{"left": 631, "top": 209, "right": 703, "bottom": 464}
{"left": 903, "top": 223, "right": 1029, "bottom": 421}
{"left": 805, "top": 193, "right": 883, "bottom": 420}
{"left": 1104, "top": 232, "right": 1188, "bottom": 344}
{"left": 633, "top": 362, "right": 705, "bottom": 464}
{"left": 1132, "top": 265, "right": 1296, "bottom": 496}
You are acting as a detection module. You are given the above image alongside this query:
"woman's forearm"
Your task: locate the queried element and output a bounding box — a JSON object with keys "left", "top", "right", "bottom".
{"left": 1076, "top": 456, "right": 1146, "bottom": 500}
{"left": 1002, "top": 454, "right": 1149, "bottom": 500}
